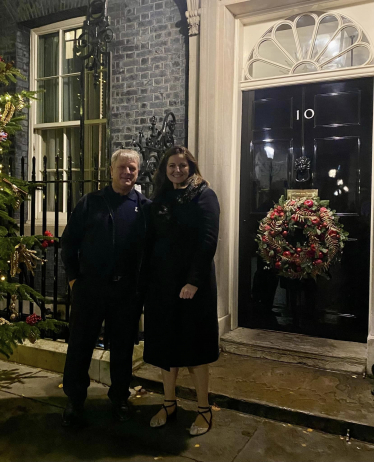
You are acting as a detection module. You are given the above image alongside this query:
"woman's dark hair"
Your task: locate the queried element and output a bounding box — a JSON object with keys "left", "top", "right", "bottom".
{"left": 153, "top": 146, "right": 206, "bottom": 198}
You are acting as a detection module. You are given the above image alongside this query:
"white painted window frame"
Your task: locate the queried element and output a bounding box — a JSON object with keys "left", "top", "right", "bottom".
{"left": 29, "top": 17, "right": 107, "bottom": 224}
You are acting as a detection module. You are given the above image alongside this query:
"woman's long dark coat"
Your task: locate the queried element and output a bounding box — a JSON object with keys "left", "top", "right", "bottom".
{"left": 143, "top": 187, "right": 220, "bottom": 370}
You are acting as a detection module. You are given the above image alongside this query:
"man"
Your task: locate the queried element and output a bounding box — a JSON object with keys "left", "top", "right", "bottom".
{"left": 61, "top": 149, "right": 150, "bottom": 426}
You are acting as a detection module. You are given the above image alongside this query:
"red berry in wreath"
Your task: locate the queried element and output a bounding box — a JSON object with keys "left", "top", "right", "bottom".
{"left": 320, "top": 207, "right": 328, "bottom": 212}
{"left": 282, "top": 231, "right": 288, "bottom": 237}
{"left": 265, "top": 225, "right": 271, "bottom": 231}
{"left": 270, "top": 231, "right": 275, "bottom": 237}
{"left": 310, "top": 244, "right": 317, "bottom": 251}
{"left": 50, "top": 240, "right": 54, "bottom": 244}
{"left": 321, "top": 222, "right": 327, "bottom": 228}
{"left": 336, "top": 234, "right": 340, "bottom": 239}
{"left": 304, "top": 200, "right": 314, "bottom": 208}
{"left": 275, "top": 261, "right": 281, "bottom": 269}
{"left": 291, "top": 215, "right": 297, "bottom": 221}
{"left": 277, "top": 206, "right": 283, "bottom": 211}
{"left": 283, "top": 251, "right": 291, "bottom": 258}
{"left": 315, "top": 259, "right": 323, "bottom": 265}
{"left": 294, "top": 259, "right": 301, "bottom": 266}
{"left": 42, "top": 240, "right": 49, "bottom": 248}
{"left": 262, "top": 236, "right": 267, "bottom": 242}
{"left": 296, "top": 247, "right": 302, "bottom": 253}
{"left": 44, "top": 230, "right": 52, "bottom": 236}
{"left": 311, "top": 217, "right": 320, "bottom": 225}
{"left": 318, "top": 252, "right": 324, "bottom": 259}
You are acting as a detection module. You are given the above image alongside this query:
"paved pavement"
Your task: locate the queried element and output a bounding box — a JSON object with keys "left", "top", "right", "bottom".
{"left": 1, "top": 360, "right": 374, "bottom": 462}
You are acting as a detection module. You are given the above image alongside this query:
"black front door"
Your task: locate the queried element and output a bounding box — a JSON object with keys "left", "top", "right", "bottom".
{"left": 239, "top": 77, "right": 373, "bottom": 342}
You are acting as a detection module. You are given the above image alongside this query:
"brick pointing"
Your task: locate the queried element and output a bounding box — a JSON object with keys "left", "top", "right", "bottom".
{"left": 108, "top": 0, "right": 188, "bottom": 148}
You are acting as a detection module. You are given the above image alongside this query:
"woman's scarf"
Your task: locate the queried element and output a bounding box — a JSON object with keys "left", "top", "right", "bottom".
{"left": 174, "top": 175, "right": 207, "bottom": 204}
{"left": 153, "top": 175, "right": 207, "bottom": 227}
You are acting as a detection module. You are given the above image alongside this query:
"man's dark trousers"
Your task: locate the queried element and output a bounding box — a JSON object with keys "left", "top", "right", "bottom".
{"left": 63, "top": 276, "right": 138, "bottom": 405}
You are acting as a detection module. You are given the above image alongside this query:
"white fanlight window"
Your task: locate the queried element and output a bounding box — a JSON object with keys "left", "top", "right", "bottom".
{"left": 244, "top": 12, "right": 373, "bottom": 80}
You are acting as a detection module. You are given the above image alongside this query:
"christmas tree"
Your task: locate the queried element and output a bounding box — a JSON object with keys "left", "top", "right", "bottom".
{"left": 0, "top": 57, "right": 65, "bottom": 358}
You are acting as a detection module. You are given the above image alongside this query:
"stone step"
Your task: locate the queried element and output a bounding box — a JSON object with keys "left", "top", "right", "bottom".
{"left": 133, "top": 351, "right": 374, "bottom": 444}
{"left": 221, "top": 328, "right": 367, "bottom": 374}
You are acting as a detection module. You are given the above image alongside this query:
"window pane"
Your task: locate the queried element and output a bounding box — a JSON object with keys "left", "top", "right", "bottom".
{"left": 63, "top": 75, "right": 81, "bottom": 121}
{"left": 86, "top": 70, "right": 107, "bottom": 120}
{"left": 258, "top": 40, "right": 293, "bottom": 68}
{"left": 40, "top": 129, "right": 63, "bottom": 212}
{"left": 66, "top": 127, "right": 81, "bottom": 208}
{"left": 38, "top": 33, "right": 59, "bottom": 78}
{"left": 311, "top": 16, "right": 339, "bottom": 60}
{"left": 63, "top": 28, "right": 82, "bottom": 74}
{"left": 296, "top": 14, "right": 316, "bottom": 60}
{"left": 318, "top": 26, "right": 359, "bottom": 64}
{"left": 37, "top": 78, "right": 59, "bottom": 123}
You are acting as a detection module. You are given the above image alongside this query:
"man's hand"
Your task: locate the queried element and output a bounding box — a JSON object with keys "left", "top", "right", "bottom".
{"left": 179, "top": 284, "right": 198, "bottom": 299}
{"left": 69, "top": 279, "right": 76, "bottom": 290}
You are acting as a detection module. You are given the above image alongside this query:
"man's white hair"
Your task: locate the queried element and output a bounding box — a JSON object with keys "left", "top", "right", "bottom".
{"left": 111, "top": 149, "right": 140, "bottom": 167}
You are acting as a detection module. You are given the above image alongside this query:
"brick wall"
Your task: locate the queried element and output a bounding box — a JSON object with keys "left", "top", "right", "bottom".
{"left": 0, "top": 0, "right": 188, "bottom": 157}
{"left": 109, "top": 0, "right": 188, "bottom": 148}
{"left": 13, "top": 26, "right": 30, "bottom": 179}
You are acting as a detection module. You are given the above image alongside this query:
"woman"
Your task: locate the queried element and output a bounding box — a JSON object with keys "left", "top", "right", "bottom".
{"left": 142, "top": 146, "right": 220, "bottom": 436}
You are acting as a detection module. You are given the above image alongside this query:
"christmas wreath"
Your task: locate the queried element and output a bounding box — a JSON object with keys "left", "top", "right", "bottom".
{"left": 256, "top": 196, "right": 348, "bottom": 279}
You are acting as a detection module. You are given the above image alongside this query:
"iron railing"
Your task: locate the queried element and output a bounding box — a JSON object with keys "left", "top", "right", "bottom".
{"left": 4, "top": 113, "right": 175, "bottom": 348}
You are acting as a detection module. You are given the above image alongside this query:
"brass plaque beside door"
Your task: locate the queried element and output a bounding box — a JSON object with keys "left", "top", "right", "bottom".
{"left": 287, "top": 189, "right": 318, "bottom": 200}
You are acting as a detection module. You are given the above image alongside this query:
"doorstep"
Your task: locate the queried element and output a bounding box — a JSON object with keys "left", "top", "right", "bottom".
{"left": 221, "top": 328, "right": 367, "bottom": 374}
{"left": 133, "top": 351, "right": 374, "bottom": 444}
{"left": 0, "top": 338, "right": 144, "bottom": 385}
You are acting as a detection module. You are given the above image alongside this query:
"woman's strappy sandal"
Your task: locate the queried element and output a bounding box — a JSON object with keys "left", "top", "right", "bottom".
{"left": 189, "top": 406, "right": 213, "bottom": 436}
{"left": 150, "top": 399, "right": 177, "bottom": 428}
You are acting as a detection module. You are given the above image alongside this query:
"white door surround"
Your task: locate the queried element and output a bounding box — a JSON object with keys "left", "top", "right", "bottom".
{"left": 186, "top": 0, "right": 374, "bottom": 373}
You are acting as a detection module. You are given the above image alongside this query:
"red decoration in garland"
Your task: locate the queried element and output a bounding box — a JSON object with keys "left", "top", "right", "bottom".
{"left": 26, "top": 313, "right": 42, "bottom": 326}
{"left": 256, "top": 195, "right": 348, "bottom": 279}
{"left": 41, "top": 230, "right": 54, "bottom": 249}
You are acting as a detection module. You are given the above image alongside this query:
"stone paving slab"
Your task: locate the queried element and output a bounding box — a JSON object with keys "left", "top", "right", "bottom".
{"left": 0, "top": 361, "right": 108, "bottom": 408}
{"left": 2, "top": 360, "right": 374, "bottom": 462}
{"left": 234, "top": 419, "right": 374, "bottom": 462}
{"left": 134, "top": 352, "right": 374, "bottom": 442}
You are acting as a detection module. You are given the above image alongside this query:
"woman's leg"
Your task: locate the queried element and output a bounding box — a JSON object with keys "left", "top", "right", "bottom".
{"left": 150, "top": 367, "right": 179, "bottom": 426}
{"left": 188, "top": 364, "right": 211, "bottom": 429}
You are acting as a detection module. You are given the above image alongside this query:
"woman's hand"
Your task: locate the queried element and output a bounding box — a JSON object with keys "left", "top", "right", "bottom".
{"left": 179, "top": 284, "right": 198, "bottom": 299}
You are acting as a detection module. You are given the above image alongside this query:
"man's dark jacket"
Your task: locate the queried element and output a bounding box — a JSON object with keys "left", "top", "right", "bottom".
{"left": 61, "top": 186, "right": 150, "bottom": 284}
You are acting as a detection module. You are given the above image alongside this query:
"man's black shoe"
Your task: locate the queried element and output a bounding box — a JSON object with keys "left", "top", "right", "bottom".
{"left": 112, "top": 400, "right": 132, "bottom": 422}
{"left": 61, "top": 400, "right": 84, "bottom": 427}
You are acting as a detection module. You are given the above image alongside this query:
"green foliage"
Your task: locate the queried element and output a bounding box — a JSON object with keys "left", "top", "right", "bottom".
{"left": 0, "top": 319, "right": 66, "bottom": 359}
{"left": 0, "top": 60, "right": 25, "bottom": 85}
{"left": 0, "top": 57, "right": 67, "bottom": 356}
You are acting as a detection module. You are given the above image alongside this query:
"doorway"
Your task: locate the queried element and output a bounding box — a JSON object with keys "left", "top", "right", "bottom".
{"left": 239, "top": 77, "right": 373, "bottom": 343}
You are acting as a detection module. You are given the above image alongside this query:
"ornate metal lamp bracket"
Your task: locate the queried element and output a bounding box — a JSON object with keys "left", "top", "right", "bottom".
{"left": 133, "top": 112, "right": 176, "bottom": 180}
{"left": 294, "top": 156, "right": 311, "bottom": 183}
{"left": 75, "top": 0, "right": 113, "bottom": 87}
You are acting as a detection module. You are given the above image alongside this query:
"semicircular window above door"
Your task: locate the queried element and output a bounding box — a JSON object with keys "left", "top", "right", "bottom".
{"left": 244, "top": 12, "right": 374, "bottom": 80}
